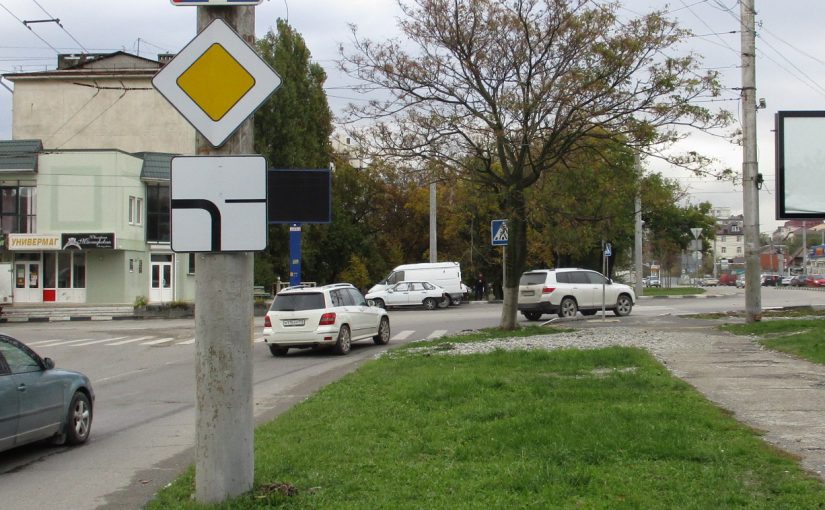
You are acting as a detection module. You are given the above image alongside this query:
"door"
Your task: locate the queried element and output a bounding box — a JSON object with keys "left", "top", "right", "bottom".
{"left": 13, "top": 261, "right": 41, "bottom": 303}
{"left": 150, "top": 256, "right": 173, "bottom": 303}
{"left": 0, "top": 358, "right": 18, "bottom": 451}
{"left": 387, "top": 282, "right": 411, "bottom": 306}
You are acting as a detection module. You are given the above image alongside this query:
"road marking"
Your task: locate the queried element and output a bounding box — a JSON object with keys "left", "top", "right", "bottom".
{"left": 177, "top": 338, "right": 196, "bottom": 345}
{"left": 253, "top": 336, "right": 265, "bottom": 343}
{"left": 37, "top": 338, "right": 94, "bottom": 347}
{"left": 25, "top": 339, "right": 65, "bottom": 346}
{"left": 107, "top": 336, "right": 155, "bottom": 346}
{"left": 141, "top": 337, "right": 175, "bottom": 346}
{"left": 391, "top": 330, "right": 414, "bottom": 341}
{"left": 72, "top": 337, "right": 128, "bottom": 347}
{"left": 427, "top": 330, "right": 448, "bottom": 339}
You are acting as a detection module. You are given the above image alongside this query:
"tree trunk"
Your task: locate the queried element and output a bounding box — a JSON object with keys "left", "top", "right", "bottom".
{"left": 498, "top": 187, "right": 527, "bottom": 330}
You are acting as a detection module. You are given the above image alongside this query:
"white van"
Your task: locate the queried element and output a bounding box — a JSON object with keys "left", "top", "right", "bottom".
{"left": 369, "top": 262, "right": 464, "bottom": 305}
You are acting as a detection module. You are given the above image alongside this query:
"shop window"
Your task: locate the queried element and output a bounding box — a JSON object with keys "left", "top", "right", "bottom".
{"left": 146, "top": 184, "right": 170, "bottom": 243}
{"left": 73, "top": 253, "right": 85, "bottom": 288}
{"left": 0, "top": 186, "right": 36, "bottom": 233}
{"left": 54, "top": 252, "right": 85, "bottom": 289}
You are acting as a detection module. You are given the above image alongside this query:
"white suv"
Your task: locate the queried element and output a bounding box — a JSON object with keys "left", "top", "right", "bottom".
{"left": 263, "top": 283, "right": 390, "bottom": 356}
{"left": 517, "top": 268, "right": 636, "bottom": 320}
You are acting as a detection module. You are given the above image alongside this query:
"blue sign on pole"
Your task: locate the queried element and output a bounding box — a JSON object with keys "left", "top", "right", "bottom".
{"left": 491, "top": 219, "right": 509, "bottom": 246}
{"left": 289, "top": 224, "right": 301, "bottom": 286}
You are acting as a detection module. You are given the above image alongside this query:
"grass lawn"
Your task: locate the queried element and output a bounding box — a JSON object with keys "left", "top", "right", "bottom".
{"left": 147, "top": 329, "right": 825, "bottom": 509}
{"left": 642, "top": 287, "right": 706, "bottom": 297}
{"left": 722, "top": 317, "right": 825, "bottom": 365}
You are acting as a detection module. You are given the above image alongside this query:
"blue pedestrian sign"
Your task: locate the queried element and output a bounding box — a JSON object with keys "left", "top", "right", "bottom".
{"left": 491, "top": 219, "right": 509, "bottom": 246}
{"left": 604, "top": 242, "right": 612, "bottom": 257}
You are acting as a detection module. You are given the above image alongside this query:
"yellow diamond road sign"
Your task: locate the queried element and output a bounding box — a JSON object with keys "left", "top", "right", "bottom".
{"left": 153, "top": 19, "right": 281, "bottom": 147}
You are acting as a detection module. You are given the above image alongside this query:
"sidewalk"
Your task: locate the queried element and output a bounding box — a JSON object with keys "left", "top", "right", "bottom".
{"left": 578, "top": 316, "right": 825, "bottom": 481}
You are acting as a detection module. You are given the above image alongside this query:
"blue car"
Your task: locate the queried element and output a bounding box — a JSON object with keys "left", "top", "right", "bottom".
{"left": 0, "top": 334, "right": 94, "bottom": 453}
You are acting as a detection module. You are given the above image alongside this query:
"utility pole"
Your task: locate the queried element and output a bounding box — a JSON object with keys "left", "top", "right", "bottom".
{"left": 429, "top": 182, "right": 437, "bottom": 262}
{"left": 195, "top": 6, "right": 255, "bottom": 502}
{"left": 634, "top": 154, "right": 644, "bottom": 296}
{"left": 741, "top": 0, "right": 761, "bottom": 322}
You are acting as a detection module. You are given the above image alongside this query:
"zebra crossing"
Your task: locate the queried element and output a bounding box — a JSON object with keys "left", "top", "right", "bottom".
{"left": 23, "top": 329, "right": 449, "bottom": 349}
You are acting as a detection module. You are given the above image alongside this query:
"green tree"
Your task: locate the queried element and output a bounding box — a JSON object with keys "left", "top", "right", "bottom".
{"left": 341, "top": 0, "right": 729, "bottom": 328}
{"left": 253, "top": 19, "right": 333, "bottom": 286}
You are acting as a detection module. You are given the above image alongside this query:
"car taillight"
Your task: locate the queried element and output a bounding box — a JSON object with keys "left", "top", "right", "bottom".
{"left": 319, "top": 312, "right": 336, "bottom": 326}
{"left": 542, "top": 287, "right": 556, "bottom": 294}
{"left": 264, "top": 315, "right": 271, "bottom": 328}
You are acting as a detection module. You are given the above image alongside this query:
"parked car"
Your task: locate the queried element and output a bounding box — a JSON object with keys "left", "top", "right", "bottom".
{"left": 761, "top": 274, "right": 781, "bottom": 287}
{"left": 263, "top": 283, "right": 390, "bottom": 356}
{"left": 643, "top": 276, "right": 661, "bottom": 288}
{"left": 368, "top": 262, "right": 464, "bottom": 305}
{"left": 805, "top": 274, "right": 825, "bottom": 287}
{"left": 780, "top": 275, "right": 794, "bottom": 286}
{"left": 366, "top": 281, "right": 448, "bottom": 310}
{"left": 517, "top": 268, "right": 636, "bottom": 320}
{"left": 700, "top": 275, "right": 719, "bottom": 286}
{"left": 790, "top": 275, "right": 807, "bottom": 287}
{"left": 735, "top": 277, "right": 746, "bottom": 288}
{"left": 0, "top": 334, "right": 94, "bottom": 453}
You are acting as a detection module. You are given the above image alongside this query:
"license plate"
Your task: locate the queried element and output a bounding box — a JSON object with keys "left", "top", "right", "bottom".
{"left": 282, "top": 319, "right": 305, "bottom": 327}
{"left": 521, "top": 290, "right": 535, "bottom": 296}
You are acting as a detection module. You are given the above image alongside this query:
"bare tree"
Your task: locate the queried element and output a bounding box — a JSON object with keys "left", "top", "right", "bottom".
{"left": 340, "top": 0, "right": 730, "bottom": 329}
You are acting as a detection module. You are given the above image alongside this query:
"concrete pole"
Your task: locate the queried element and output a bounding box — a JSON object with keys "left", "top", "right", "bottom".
{"left": 741, "top": 0, "right": 761, "bottom": 322}
{"left": 429, "top": 182, "right": 437, "bottom": 262}
{"left": 803, "top": 221, "right": 808, "bottom": 273}
{"left": 634, "top": 185, "right": 643, "bottom": 296}
{"left": 194, "top": 6, "right": 255, "bottom": 502}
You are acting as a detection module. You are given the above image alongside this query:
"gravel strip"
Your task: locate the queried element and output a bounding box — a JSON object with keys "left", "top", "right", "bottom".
{"left": 396, "top": 327, "right": 730, "bottom": 363}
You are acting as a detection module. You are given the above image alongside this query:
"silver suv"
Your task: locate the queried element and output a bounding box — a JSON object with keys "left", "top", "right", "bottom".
{"left": 517, "top": 268, "right": 635, "bottom": 320}
{"left": 263, "top": 283, "right": 390, "bottom": 356}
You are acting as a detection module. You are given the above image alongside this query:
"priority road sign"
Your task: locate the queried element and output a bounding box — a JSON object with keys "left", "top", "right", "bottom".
{"left": 171, "top": 1, "right": 262, "bottom": 5}
{"left": 171, "top": 156, "right": 267, "bottom": 252}
{"left": 152, "top": 19, "right": 281, "bottom": 147}
{"left": 491, "top": 219, "right": 509, "bottom": 246}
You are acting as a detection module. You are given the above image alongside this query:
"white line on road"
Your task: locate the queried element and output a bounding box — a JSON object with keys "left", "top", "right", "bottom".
{"left": 72, "top": 337, "right": 128, "bottom": 347}
{"left": 106, "top": 336, "right": 155, "bottom": 346}
{"left": 141, "top": 337, "right": 174, "bottom": 346}
{"left": 427, "top": 330, "right": 448, "bottom": 339}
{"left": 37, "top": 338, "right": 94, "bottom": 347}
{"left": 25, "top": 339, "right": 65, "bottom": 346}
{"left": 177, "top": 338, "right": 195, "bottom": 345}
{"left": 391, "top": 330, "right": 414, "bottom": 341}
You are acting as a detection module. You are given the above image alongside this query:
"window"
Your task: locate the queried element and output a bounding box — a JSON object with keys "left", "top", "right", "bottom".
{"left": 49, "top": 252, "right": 85, "bottom": 289}
{"left": 0, "top": 186, "right": 36, "bottom": 233}
{"left": 129, "top": 259, "right": 134, "bottom": 272}
{"left": 146, "top": 184, "right": 170, "bottom": 243}
{"left": 188, "top": 253, "right": 196, "bottom": 274}
{"left": 0, "top": 339, "right": 41, "bottom": 374}
{"left": 720, "top": 235, "right": 726, "bottom": 243}
{"left": 722, "top": 247, "right": 727, "bottom": 254}
{"left": 129, "top": 196, "right": 144, "bottom": 226}
{"left": 737, "top": 247, "right": 742, "bottom": 254}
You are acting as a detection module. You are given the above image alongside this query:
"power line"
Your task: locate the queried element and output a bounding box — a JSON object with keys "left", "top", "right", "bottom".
{"left": 0, "top": 1, "right": 60, "bottom": 54}
{"left": 29, "top": 0, "right": 88, "bottom": 53}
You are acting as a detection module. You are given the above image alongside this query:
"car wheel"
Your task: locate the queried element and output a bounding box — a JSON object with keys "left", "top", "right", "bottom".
{"left": 372, "top": 298, "right": 386, "bottom": 309}
{"left": 373, "top": 317, "right": 391, "bottom": 345}
{"left": 333, "top": 325, "right": 352, "bottom": 355}
{"left": 522, "top": 311, "right": 542, "bottom": 321}
{"left": 613, "top": 294, "right": 633, "bottom": 317}
{"left": 268, "top": 344, "right": 289, "bottom": 357}
{"left": 423, "top": 297, "right": 438, "bottom": 310}
{"left": 66, "top": 391, "right": 92, "bottom": 445}
{"left": 558, "top": 297, "right": 578, "bottom": 318}
{"left": 581, "top": 310, "right": 597, "bottom": 316}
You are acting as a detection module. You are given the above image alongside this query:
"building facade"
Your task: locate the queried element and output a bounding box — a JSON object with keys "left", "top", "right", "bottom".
{"left": 0, "top": 52, "right": 198, "bottom": 305}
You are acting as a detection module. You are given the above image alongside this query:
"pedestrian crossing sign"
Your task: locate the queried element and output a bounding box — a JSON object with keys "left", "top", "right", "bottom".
{"left": 491, "top": 219, "right": 509, "bottom": 246}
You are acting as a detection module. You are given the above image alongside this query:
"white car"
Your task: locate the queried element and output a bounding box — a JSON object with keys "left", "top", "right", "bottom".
{"left": 517, "top": 268, "right": 636, "bottom": 320}
{"left": 263, "top": 283, "right": 390, "bottom": 356}
{"left": 365, "top": 281, "right": 448, "bottom": 310}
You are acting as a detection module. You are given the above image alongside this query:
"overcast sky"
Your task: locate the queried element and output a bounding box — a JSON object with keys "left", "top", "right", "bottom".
{"left": 2, "top": 0, "right": 825, "bottom": 233}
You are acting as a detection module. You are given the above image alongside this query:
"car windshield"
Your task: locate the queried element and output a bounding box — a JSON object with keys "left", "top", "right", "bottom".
{"left": 271, "top": 293, "right": 325, "bottom": 311}
{"left": 520, "top": 272, "right": 547, "bottom": 285}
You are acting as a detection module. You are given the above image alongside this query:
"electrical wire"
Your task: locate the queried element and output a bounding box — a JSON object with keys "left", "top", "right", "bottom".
{"left": 29, "top": 0, "right": 88, "bottom": 53}
{"left": 0, "top": 1, "right": 60, "bottom": 54}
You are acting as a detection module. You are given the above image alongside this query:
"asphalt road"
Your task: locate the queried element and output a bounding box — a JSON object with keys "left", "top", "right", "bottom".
{"left": 1, "top": 286, "right": 824, "bottom": 509}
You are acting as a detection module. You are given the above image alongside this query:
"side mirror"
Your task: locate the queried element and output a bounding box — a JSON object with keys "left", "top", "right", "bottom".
{"left": 43, "top": 357, "right": 55, "bottom": 370}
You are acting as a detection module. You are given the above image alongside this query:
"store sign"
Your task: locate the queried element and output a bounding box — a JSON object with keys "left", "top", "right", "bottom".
{"left": 62, "top": 233, "right": 115, "bottom": 250}
{"left": 7, "top": 234, "right": 61, "bottom": 251}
